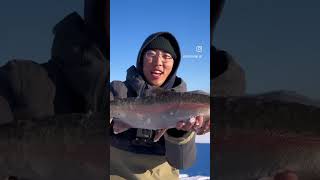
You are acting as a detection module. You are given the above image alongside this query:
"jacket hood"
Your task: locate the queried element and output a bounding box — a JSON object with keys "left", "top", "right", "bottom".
{"left": 212, "top": 0, "right": 226, "bottom": 31}
{"left": 50, "top": 13, "right": 107, "bottom": 112}
{"left": 136, "top": 32, "right": 181, "bottom": 89}
{"left": 84, "top": 0, "right": 109, "bottom": 58}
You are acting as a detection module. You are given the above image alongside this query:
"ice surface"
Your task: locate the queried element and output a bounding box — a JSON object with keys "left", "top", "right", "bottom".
{"left": 180, "top": 142, "right": 210, "bottom": 179}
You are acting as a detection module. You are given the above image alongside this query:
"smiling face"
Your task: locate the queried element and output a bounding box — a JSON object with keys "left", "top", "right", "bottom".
{"left": 142, "top": 49, "right": 174, "bottom": 87}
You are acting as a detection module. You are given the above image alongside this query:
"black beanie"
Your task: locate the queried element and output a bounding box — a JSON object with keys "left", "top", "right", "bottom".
{"left": 144, "top": 36, "right": 177, "bottom": 60}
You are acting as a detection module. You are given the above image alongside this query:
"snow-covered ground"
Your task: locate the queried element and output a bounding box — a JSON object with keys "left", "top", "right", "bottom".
{"left": 179, "top": 174, "right": 210, "bottom": 180}
{"left": 195, "top": 132, "right": 210, "bottom": 144}
{"left": 180, "top": 133, "right": 210, "bottom": 179}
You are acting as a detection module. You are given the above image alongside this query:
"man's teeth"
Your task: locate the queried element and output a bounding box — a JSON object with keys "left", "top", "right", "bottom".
{"left": 152, "top": 71, "right": 162, "bottom": 74}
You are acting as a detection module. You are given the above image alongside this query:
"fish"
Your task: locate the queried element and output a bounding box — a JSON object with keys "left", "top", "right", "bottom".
{"left": 0, "top": 113, "right": 107, "bottom": 180}
{"left": 110, "top": 90, "right": 210, "bottom": 130}
{"left": 212, "top": 91, "right": 320, "bottom": 180}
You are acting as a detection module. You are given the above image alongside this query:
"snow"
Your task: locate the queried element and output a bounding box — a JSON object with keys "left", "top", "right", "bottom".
{"left": 195, "top": 133, "right": 210, "bottom": 144}
{"left": 179, "top": 174, "right": 210, "bottom": 180}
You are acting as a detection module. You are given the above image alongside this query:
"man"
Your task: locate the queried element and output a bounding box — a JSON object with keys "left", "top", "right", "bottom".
{"left": 110, "top": 32, "right": 210, "bottom": 180}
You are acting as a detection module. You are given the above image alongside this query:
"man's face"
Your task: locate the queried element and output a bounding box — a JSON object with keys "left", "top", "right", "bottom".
{"left": 142, "top": 49, "right": 174, "bottom": 87}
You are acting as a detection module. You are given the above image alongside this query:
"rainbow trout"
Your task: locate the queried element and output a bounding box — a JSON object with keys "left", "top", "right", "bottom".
{"left": 212, "top": 91, "right": 320, "bottom": 180}
{"left": 0, "top": 113, "right": 107, "bottom": 180}
{"left": 110, "top": 90, "right": 210, "bottom": 129}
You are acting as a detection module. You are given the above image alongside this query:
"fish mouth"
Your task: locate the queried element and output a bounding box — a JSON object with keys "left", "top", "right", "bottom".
{"left": 150, "top": 70, "right": 163, "bottom": 79}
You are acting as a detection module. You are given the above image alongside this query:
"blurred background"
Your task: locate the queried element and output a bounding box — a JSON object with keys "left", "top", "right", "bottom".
{"left": 214, "top": 0, "right": 320, "bottom": 100}
{"left": 0, "top": 1, "right": 83, "bottom": 65}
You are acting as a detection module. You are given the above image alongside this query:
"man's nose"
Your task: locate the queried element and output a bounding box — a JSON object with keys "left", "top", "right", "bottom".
{"left": 153, "top": 55, "right": 163, "bottom": 66}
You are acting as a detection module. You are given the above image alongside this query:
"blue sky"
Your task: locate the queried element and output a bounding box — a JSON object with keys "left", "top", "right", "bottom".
{"left": 110, "top": 0, "right": 210, "bottom": 92}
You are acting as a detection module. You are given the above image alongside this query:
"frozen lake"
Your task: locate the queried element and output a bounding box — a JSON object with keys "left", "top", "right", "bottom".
{"left": 180, "top": 133, "right": 210, "bottom": 179}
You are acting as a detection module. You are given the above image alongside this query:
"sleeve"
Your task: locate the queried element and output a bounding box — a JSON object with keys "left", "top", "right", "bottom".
{"left": 0, "top": 96, "right": 14, "bottom": 124}
{"left": 0, "top": 60, "right": 55, "bottom": 121}
{"left": 110, "top": 80, "right": 128, "bottom": 99}
{"left": 164, "top": 130, "right": 197, "bottom": 169}
{"left": 0, "top": 62, "right": 16, "bottom": 124}
{"left": 211, "top": 48, "right": 246, "bottom": 97}
{"left": 109, "top": 80, "right": 128, "bottom": 134}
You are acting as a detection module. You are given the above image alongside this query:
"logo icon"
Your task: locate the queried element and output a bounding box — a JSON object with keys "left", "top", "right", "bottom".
{"left": 196, "top": 45, "right": 203, "bottom": 53}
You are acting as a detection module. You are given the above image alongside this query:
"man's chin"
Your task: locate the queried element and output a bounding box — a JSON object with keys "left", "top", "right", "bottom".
{"left": 150, "top": 80, "right": 163, "bottom": 87}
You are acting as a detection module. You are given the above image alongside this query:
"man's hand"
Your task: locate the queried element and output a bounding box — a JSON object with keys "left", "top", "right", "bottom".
{"left": 153, "top": 115, "right": 210, "bottom": 142}
{"left": 176, "top": 116, "right": 210, "bottom": 135}
{"left": 112, "top": 119, "right": 130, "bottom": 134}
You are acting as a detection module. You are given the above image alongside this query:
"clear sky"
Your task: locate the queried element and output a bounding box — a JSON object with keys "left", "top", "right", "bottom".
{"left": 110, "top": 0, "right": 210, "bottom": 92}
{"left": 214, "top": 0, "right": 320, "bottom": 99}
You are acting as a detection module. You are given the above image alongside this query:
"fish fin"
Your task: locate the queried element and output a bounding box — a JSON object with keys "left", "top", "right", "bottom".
{"left": 154, "top": 129, "right": 168, "bottom": 142}
{"left": 144, "top": 88, "right": 210, "bottom": 98}
{"left": 112, "top": 120, "right": 131, "bottom": 134}
{"left": 188, "top": 90, "right": 210, "bottom": 96}
{"left": 144, "top": 88, "right": 173, "bottom": 97}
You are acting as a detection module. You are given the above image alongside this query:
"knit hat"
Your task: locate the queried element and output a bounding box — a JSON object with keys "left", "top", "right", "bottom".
{"left": 143, "top": 36, "right": 177, "bottom": 60}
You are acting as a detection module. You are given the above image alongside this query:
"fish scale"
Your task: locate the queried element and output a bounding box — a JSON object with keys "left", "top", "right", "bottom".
{"left": 110, "top": 91, "right": 210, "bottom": 129}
